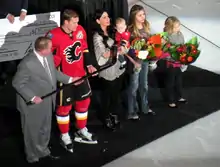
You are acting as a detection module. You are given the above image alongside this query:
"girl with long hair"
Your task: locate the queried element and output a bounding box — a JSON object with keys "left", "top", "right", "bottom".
{"left": 127, "top": 4, "right": 156, "bottom": 120}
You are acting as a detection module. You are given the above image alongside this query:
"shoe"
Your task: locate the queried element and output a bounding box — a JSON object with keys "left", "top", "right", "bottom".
{"left": 44, "top": 154, "right": 60, "bottom": 160}
{"left": 145, "top": 108, "right": 156, "bottom": 115}
{"left": 74, "top": 127, "right": 98, "bottom": 144}
{"left": 104, "top": 117, "right": 117, "bottom": 131}
{"left": 60, "top": 133, "right": 74, "bottom": 153}
{"left": 178, "top": 98, "right": 187, "bottom": 103}
{"left": 27, "top": 158, "right": 39, "bottom": 164}
{"left": 118, "top": 55, "right": 126, "bottom": 69}
{"left": 109, "top": 113, "right": 120, "bottom": 125}
{"left": 168, "top": 103, "right": 177, "bottom": 108}
{"left": 119, "top": 65, "right": 126, "bottom": 70}
{"left": 127, "top": 113, "right": 140, "bottom": 120}
{"left": 110, "top": 113, "right": 122, "bottom": 129}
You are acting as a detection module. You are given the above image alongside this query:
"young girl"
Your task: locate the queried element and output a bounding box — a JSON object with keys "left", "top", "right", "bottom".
{"left": 127, "top": 4, "right": 156, "bottom": 120}
{"left": 163, "top": 16, "right": 187, "bottom": 108}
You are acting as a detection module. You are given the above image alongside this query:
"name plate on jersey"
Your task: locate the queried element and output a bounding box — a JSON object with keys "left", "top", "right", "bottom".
{"left": 0, "top": 11, "right": 60, "bottom": 62}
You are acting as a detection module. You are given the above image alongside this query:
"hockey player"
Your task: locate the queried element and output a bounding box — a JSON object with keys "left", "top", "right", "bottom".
{"left": 46, "top": 9, "right": 98, "bottom": 153}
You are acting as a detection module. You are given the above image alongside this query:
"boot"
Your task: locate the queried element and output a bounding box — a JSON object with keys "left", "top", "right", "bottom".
{"left": 104, "top": 117, "right": 116, "bottom": 131}
{"left": 109, "top": 113, "right": 121, "bottom": 129}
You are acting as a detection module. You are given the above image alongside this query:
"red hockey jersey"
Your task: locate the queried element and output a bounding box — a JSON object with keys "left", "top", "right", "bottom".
{"left": 46, "top": 25, "right": 90, "bottom": 77}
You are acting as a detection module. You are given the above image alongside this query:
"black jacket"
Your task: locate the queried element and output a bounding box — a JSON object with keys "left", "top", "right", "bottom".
{"left": 0, "top": 0, "right": 28, "bottom": 18}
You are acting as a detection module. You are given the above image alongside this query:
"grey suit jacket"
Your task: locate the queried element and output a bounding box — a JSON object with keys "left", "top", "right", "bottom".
{"left": 12, "top": 52, "right": 70, "bottom": 114}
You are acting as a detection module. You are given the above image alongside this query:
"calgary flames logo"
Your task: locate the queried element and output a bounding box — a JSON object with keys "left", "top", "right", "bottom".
{"left": 64, "top": 41, "right": 82, "bottom": 64}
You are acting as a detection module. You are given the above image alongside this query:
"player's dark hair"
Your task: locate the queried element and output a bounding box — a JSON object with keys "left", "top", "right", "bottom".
{"left": 61, "top": 9, "right": 79, "bottom": 25}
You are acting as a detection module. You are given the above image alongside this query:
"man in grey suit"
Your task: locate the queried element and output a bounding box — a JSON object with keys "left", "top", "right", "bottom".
{"left": 12, "top": 36, "right": 74, "bottom": 163}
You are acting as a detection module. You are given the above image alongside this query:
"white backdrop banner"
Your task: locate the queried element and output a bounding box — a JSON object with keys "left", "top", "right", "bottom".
{"left": 0, "top": 11, "right": 60, "bottom": 62}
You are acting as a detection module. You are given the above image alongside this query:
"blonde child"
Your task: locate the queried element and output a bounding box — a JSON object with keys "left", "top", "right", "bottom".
{"left": 115, "top": 17, "right": 130, "bottom": 69}
{"left": 115, "top": 17, "right": 142, "bottom": 71}
{"left": 163, "top": 16, "right": 187, "bottom": 108}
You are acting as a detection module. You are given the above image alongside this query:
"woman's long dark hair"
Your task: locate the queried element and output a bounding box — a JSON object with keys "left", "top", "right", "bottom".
{"left": 93, "top": 9, "right": 116, "bottom": 49}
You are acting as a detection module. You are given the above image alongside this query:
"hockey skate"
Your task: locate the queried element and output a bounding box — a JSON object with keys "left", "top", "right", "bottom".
{"left": 74, "top": 127, "right": 98, "bottom": 144}
{"left": 60, "top": 133, "right": 74, "bottom": 153}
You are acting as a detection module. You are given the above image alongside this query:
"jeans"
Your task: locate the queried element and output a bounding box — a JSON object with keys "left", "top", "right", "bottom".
{"left": 128, "top": 61, "right": 149, "bottom": 114}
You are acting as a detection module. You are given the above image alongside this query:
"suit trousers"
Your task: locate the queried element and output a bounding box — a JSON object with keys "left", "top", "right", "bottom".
{"left": 20, "top": 101, "right": 52, "bottom": 162}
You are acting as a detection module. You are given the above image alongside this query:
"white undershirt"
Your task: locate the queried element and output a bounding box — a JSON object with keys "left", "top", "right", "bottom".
{"left": 34, "top": 50, "right": 51, "bottom": 73}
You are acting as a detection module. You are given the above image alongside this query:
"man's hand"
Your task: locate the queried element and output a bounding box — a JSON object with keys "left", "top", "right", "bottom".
{"left": 87, "top": 65, "right": 98, "bottom": 76}
{"left": 6, "top": 14, "right": 15, "bottom": 24}
{"left": 32, "top": 96, "right": 43, "bottom": 104}
{"left": 20, "top": 11, "right": 27, "bottom": 21}
{"left": 71, "top": 77, "right": 84, "bottom": 85}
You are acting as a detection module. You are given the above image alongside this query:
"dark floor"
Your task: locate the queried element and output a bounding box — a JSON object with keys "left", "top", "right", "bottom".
{"left": 1, "top": 65, "right": 220, "bottom": 167}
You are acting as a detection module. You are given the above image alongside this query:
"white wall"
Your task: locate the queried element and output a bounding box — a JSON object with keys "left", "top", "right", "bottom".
{"left": 141, "top": 0, "right": 220, "bottom": 47}
{"left": 128, "top": 0, "right": 139, "bottom": 6}
{"left": 128, "top": 0, "right": 220, "bottom": 74}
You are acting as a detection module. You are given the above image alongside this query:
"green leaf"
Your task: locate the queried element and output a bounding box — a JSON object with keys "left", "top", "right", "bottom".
{"left": 169, "top": 46, "right": 177, "bottom": 52}
{"left": 154, "top": 44, "right": 161, "bottom": 48}
{"left": 187, "top": 36, "right": 198, "bottom": 45}
{"left": 162, "top": 47, "right": 168, "bottom": 52}
{"left": 159, "top": 32, "right": 168, "bottom": 37}
{"left": 149, "top": 50, "right": 155, "bottom": 57}
{"left": 171, "top": 52, "right": 179, "bottom": 60}
{"left": 196, "top": 50, "right": 201, "bottom": 57}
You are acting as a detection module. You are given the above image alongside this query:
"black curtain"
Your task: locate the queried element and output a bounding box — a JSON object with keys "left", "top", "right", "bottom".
{"left": 0, "top": 0, "right": 128, "bottom": 88}
{"left": 28, "top": 0, "right": 128, "bottom": 54}
{"left": 1, "top": 0, "right": 128, "bottom": 61}
{"left": 28, "top": 0, "right": 128, "bottom": 28}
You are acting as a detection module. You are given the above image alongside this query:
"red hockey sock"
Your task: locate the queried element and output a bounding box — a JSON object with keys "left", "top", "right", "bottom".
{"left": 74, "top": 98, "right": 90, "bottom": 130}
{"left": 56, "top": 105, "right": 72, "bottom": 134}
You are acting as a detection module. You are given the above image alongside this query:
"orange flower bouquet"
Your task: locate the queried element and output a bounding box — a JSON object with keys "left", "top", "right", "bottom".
{"left": 130, "top": 33, "right": 165, "bottom": 61}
